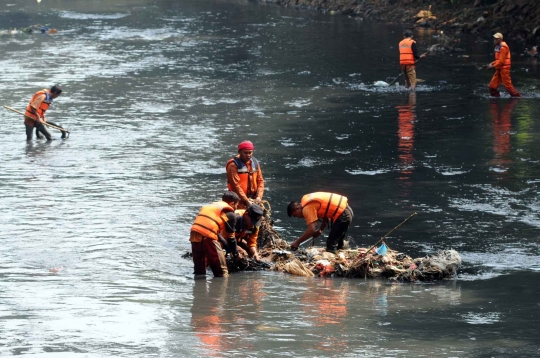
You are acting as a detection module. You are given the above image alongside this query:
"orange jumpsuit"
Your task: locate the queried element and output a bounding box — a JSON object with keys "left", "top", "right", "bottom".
{"left": 489, "top": 42, "right": 520, "bottom": 97}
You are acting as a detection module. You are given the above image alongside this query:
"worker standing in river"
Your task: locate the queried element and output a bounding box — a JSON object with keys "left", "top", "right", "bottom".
{"left": 488, "top": 33, "right": 521, "bottom": 98}
{"left": 189, "top": 191, "right": 242, "bottom": 278}
{"left": 226, "top": 141, "right": 265, "bottom": 209}
{"left": 399, "top": 30, "right": 426, "bottom": 91}
{"left": 24, "top": 85, "right": 67, "bottom": 140}
{"left": 287, "top": 192, "right": 353, "bottom": 253}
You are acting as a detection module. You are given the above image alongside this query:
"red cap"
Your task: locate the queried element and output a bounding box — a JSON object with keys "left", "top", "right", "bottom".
{"left": 237, "top": 141, "right": 254, "bottom": 151}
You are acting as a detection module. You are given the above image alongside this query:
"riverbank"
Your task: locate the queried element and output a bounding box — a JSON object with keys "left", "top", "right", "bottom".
{"left": 258, "top": 0, "right": 540, "bottom": 49}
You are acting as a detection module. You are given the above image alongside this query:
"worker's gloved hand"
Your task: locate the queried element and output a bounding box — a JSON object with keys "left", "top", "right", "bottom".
{"left": 290, "top": 245, "right": 298, "bottom": 252}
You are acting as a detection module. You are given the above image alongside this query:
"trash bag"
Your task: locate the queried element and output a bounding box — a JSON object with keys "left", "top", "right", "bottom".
{"left": 376, "top": 243, "right": 388, "bottom": 256}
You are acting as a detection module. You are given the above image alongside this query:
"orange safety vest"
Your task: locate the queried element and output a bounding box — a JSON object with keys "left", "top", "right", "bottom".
{"left": 191, "top": 201, "right": 234, "bottom": 240}
{"left": 226, "top": 156, "right": 260, "bottom": 197}
{"left": 494, "top": 42, "right": 511, "bottom": 69}
{"left": 25, "top": 89, "right": 53, "bottom": 119}
{"left": 300, "top": 192, "right": 348, "bottom": 223}
{"left": 399, "top": 38, "right": 415, "bottom": 65}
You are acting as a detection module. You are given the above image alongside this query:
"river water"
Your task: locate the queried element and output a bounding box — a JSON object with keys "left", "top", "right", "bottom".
{"left": 1, "top": 0, "right": 540, "bottom": 357}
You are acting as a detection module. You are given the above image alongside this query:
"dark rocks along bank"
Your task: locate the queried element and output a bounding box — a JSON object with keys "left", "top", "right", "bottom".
{"left": 256, "top": 0, "right": 540, "bottom": 48}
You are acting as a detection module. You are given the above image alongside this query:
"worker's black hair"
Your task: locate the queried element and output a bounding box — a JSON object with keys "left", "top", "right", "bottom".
{"left": 287, "top": 201, "right": 299, "bottom": 217}
{"left": 403, "top": 30, "right": 413, "bottom": 38}
{"left": 222, "top": 191, "right": 240, "bottom": 204}
{"left": 50, "top": 84, "right": 63, "bottom": 95}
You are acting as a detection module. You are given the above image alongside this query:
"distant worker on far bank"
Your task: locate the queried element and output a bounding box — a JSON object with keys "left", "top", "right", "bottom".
{"left": 287, "top": 192, "right": 354, "bottom": 253}
{"left": 487, "top": 33, "right": 521, "bottom": 98}
{"left": 226, "top": 140, "right": 265, "bottom": 209}
{"left": 399, "top": 30, "right": 426, "bottom": 91}
{"left": 24, "top": 85, "right": 66, "bottom": 140}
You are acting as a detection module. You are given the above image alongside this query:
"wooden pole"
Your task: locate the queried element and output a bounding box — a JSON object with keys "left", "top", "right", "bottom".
{"left": 363, "top": 212, "right": 418, "bottom": 255}
{"left": 3, "top": 105, "right": 70, "bottom": 133}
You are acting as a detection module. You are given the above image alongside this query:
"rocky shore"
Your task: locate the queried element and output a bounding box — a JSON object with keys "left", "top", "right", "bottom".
{"left": 257, "top": 0, "right": 540, "bottom": 49}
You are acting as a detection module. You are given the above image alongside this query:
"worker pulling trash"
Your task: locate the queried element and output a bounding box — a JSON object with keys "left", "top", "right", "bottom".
{"left": 373, "top": 29, "right": 427, "bottom": 89}
{"left": 184, "top": 195, "right": 461, "bottom": 282}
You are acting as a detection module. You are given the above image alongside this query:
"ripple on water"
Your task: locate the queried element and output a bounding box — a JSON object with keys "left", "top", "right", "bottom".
{"left": 58, "top": 11, "right": 130, "bottom": 20}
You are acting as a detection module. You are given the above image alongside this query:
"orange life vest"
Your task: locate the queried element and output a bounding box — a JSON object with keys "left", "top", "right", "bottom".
{"left": 399, "top": 38, "right": 415, "bottom": 65}
{"left": 25, "top": 89, "right": 53, "bottom": 119}
{"left": 226, "top": 156, "right": 260, "bottom": 197}
{"left": 191, "top": 201, "right": 234, "bottom": 240}
{"left": 494, "top": 42, "right": 511, "bottom": 69}
{"left": 300, "top": 192, "right": 348, "bottom": 223}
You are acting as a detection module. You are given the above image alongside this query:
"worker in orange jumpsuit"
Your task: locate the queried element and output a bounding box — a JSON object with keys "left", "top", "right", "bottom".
{"left": 488, "top": 33, "right": 521, "bottom": 97}
{"left": 399, "top": 30, "right": 426, "bottom": 91}
{"left": 226, "top": 141, "right": 265, "bottom": 209}
{"left": 24, "top": 85, "right": 66, "bottom": 140}
{"left": 189, "top": 191, "right": 241, "bottom": 278}
{"left": 287, "top": 192, "right": 353, "bottom": 253}
{"left": 234, "top": 204, "right": 264, "bottom": 261}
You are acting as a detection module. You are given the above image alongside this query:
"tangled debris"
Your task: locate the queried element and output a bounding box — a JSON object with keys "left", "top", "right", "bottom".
{"left": 183, "top": 201, "right": 461, "bottom": 281}
{"left": 260, "top": 244, "right": 461, "bottom": 282}
{"left": 253, "top": 208, "right": 461, "bottom": 281}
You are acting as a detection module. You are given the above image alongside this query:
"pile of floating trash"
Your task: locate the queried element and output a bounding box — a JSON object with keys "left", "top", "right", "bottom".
{"left": 253, "top": 212, "right": 461, "bottom": 282}
{"left": 260, "top": 243, "right": 461, "bottom": 282}
{"left": 183, "top": 201, "right": 461, "bottom": 281}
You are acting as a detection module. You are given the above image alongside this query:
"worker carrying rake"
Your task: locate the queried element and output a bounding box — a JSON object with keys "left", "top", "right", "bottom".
{"left": 287, "top": 192, "right": 354, "bottom": 254}
{"left": 399, "top": 30, "right": 426, "bottom": 91}
{"left": 24, "top": 85, "right": 68, "bottom": 140}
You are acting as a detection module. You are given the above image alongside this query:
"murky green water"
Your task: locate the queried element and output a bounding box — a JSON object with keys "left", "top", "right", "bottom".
{"left": 1, "top": 0, "right": 540, "bottom": 356}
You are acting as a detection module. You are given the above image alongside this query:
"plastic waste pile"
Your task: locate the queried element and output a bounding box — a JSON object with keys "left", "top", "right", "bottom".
{"left": 255, "top": 216, "right": 461, "bottom": 281}
{"left": 258, "top": 238, "right": 461, "bottom": 281}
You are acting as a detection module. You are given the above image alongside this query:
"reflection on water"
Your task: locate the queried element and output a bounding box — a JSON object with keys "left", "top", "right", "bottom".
{"left": 396, "top": 92, "right": 417, "bottom": 195}
{"left": 490, "top": 98, "right": 518, "bottom": 175}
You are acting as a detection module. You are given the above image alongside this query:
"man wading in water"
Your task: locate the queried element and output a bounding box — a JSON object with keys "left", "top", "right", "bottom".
{"left": 488, "top": 32, "right": 521, "bottom": 98}
{"left": 226, "top": 141, "right": 265, "bottom": 209}
{"left": 399, "top": 30, "right": 426, "bottom": 91}
{"left": 189, "top": 191, "right": 242, "bottom": 279}
{"left": 24, "top": 85, "right": 67, "bottom": 140}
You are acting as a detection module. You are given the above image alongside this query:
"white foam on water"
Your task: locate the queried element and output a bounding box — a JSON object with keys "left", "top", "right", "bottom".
{"left": 284, "top": 99, "right": 311, "bottom": 108}
{"left": 347, "top": 82, "right": 441, "bottom": 93}
{"left": 58, "top": 11, "right": 129, "bottom": 20}
{"left": 462, "top": 312, "right": 501, "bottom": 324}
{"left": 280, "top": 138, "right": 297, "bottom": 147}
{"left": 449, "top": 184, "right": 540, "bottom": 228}
{"left": 346, "top": 169, "right": 391, "bottom": 175}
{"left": 458, "top": 271, "right": 504, "bottom": 281}
{"left": 436, "top": 168, "right": 471, "bottom": 176}
{"left": 285, "top": 157, "right": 334, "bottom": 169}
{"left": 90, "top": 26, "right": 188, "bottom": 41}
